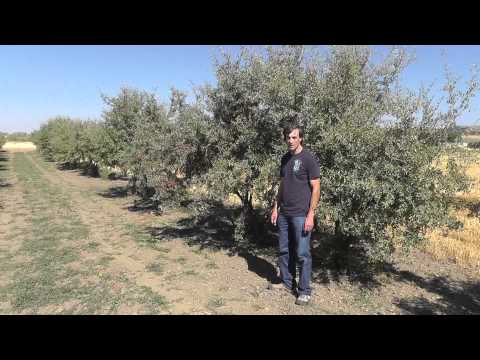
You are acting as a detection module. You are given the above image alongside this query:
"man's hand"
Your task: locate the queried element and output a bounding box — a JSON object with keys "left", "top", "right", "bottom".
{"left": 271, "top": 207, "right": 278, "bottom": 226}
{"left": 304, "top": 212, "right": 314, "bottom": 233}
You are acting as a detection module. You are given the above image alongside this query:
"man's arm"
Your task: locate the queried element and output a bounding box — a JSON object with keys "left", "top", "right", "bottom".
{"left": 271, "top": 180, "right": 283, "bottom": 226}
{"left": 304, "top": 178, "right": 320, "bottom": 232}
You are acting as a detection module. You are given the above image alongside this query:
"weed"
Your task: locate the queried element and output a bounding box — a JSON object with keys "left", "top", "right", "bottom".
{"left": 137, "top": 286, "right": 169, "bottom": 314}
{"left": 207, "top": 296, "right": 226, "bottom": 310}
{"left": 98, "top": 256, "right": 114, "bottom": 267}
{"left": 175, "top": 257, "right": 187, "bottom": 265}
{"left": 146, "top": 262, "right": 164, "bottom": 274}
{"left": 183, "top": 269, "right": 198, "bottom": 276}
{"left": 206, "top": 261, "right": 219, "bottom": 270}
{"left": 86, "top": 241, "right": 100, "bottom": 250}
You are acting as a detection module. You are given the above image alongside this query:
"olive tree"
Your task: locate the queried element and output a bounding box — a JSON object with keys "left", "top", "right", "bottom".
{"left": 198, "top": 45, "right": 478, "bottom": 265}
{"left": 132, "top": 88, "right": 213, "bottom": 209}
{"left": 305, "top": 46, "right": 478, "bottom": 265}
{"left": 34, "top": 117, "right": 109, "bottom": 176}
{"left": 100, "top": 86, "right": 208, "bottom": 206}
{"left": 35, "top": 116, "right": 84, "bottom": 165}
{"left": 101, "top": 87, "right": 150, "bottom": 176}
{"left": 75, "top": 120, "right": 114, "bottom": 177}
{"left": 197, "top": 46, "right": 314, "bottom": 245}
{"left": 101, "top": 87, "right": 169, "bottom": 193}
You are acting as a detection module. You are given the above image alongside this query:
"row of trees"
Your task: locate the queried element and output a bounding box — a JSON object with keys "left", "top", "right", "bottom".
{"left": 32, "top": 117, "right": 110, "bottom": 176}
{"left": 32, "top": 45, "right": 479, "bottom": 266}
{"left": 0, "top": 132, "right": 6, "bottom": 148}
{"left": 4, "top": 132, "right": 32, "bottom": 142}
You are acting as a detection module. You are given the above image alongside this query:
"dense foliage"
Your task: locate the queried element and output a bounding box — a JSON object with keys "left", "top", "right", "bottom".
{"left": 31, "top": 45, "right": 479, "bottom": 266}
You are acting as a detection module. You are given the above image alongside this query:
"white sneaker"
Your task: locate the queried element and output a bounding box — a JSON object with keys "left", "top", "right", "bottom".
{"left": 295, "top": 294, "right": 311, "bottom": 305}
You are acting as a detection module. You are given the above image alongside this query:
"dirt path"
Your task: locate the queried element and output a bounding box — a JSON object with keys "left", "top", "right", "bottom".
{"left": 1, "top": 151, "right": 480, "bottom": 314}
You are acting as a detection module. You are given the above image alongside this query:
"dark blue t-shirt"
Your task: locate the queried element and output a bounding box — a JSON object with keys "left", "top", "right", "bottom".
{"left": 279, "top": 149, "right": 320, "bottom": 216}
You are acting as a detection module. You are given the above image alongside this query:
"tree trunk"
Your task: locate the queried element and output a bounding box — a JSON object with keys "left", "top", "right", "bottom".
{"left": 335, "top": 220, "right": 342, "bottom": 238}
{"left": 242, "top": 192, "right": 264, "bottom": 245}
{"left": 334, "top": 219, "right": 351, "bottom": 268}
{"left": 130, "top": 175, "right": 137, "bottom": 194}
{"left": 88, "top": 160, "right": 99, "bottom": 177}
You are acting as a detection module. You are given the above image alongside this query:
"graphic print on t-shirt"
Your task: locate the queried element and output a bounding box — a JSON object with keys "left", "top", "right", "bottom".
{"left": 293, "top": 159, "right": 301, "bottom": 173}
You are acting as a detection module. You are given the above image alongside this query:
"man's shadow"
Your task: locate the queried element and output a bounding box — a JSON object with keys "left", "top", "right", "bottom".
{"left": 240, "top": 251, "right": 279, "bottom": 284}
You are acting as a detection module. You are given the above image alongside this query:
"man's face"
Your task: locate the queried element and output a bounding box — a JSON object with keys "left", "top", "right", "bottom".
{"left": 285, "top": 129, "right": 302, "bottom": 153}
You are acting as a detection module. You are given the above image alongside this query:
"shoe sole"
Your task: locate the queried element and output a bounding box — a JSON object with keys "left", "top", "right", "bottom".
{"left": 295, "top": 296, "right": 311, "bottom": 305}
{"left": 295, "top": 301, "right": 310, "bottom": 306}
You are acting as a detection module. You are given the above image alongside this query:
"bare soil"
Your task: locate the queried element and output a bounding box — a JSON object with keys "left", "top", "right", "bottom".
{"left": 1, "top": 150, "right": 479, "bottom": 314}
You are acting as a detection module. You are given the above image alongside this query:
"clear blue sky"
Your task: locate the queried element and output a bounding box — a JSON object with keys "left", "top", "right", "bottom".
{"left": 1, "top": 45, "right": 480, "bottom": 133}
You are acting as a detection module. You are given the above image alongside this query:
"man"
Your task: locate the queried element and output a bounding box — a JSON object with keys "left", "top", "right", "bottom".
{"left": 270, "top": 124, "right": 320, "bottom": 306}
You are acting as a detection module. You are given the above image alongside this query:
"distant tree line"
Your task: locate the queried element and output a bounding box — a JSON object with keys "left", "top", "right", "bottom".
{"left": 0, "top": 132, "right": 6, "bottom": 148}
{"left": 3, "top": 132, "right": 33, "bottom": 142}
{"left": 30, "top": 45, "right": 479, "bottom": 268}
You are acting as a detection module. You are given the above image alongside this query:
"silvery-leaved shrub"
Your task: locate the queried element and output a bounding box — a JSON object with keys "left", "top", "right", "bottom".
{"left": 30, "top": 45, "right": 479, "bottom": 269}
{"left": 197, "top": 45, "right": 478, "bottom": 264}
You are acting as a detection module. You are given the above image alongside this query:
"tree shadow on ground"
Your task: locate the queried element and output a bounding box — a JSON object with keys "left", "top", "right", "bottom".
{"left": 97, "top": 186, "right": 129, "bottom": 198}
{"left": 56, "top": 162, "right": 78, "bottom": 171}
{"left": 114, "top": 199, "right": 480, "bottom": 313}
{"left": 106, "top": 173, "right": 129, "bottom": 181}
{"left": 381, "top": 264, "right": 480, "bottom": 314}
{"left": 0, "top": 152, "right": 9, "bottom": 174}
{"left": 452, "top": 197, "right": 480, "bottom": 218}
{"left": 97, "top": 186, "right": 165, "bottom": 215}
{"left": 79, "top": 167, "right": 100, "bottom": 178}
{"left": 146, "top": 206, "right": 236, "bottom": 251}
{"left": 0, "top": 151, "right": 9, "bottom": 170}
{"left": 56, "top": 162, "right": 100, "bottom": 178}
{"left": 125, "top": 198, "right": 163, "bottom": 215}
{"left": 145, "top": 204, "right": 282, "bottom": 285}
{"left": 143, "top": 202, "right": 387, "bottom": 288}
{"left": 53, "top": 159, "right": 128, "bottom": 181}
{"left": 309, "top": 232, "right": 390, "bottom": 289}
{"left": 466, "top": 202, "right": 480, "bottom": 218}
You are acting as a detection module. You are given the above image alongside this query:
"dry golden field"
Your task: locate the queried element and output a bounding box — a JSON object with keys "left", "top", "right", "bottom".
{"left": 426, "top": 150, "right": 480, "bottom": 268}
{"left": 463, "top": 134, "right": 480, "bottom": 144}
{"left": 1, "top": 141, "right": 37, "bottom": 152}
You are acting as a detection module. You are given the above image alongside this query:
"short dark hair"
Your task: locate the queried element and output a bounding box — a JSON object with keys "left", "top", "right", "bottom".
{"left": 283, "top": 124, "right": 304, "bottom": 143}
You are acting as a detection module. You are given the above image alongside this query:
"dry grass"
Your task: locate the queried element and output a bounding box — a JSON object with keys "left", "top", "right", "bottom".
{"left": 426, "top": 150, "right": 480, "bottom": 268}
{"left": 463, "top": 135, "right": 480, "bottom": 144}
{"left": 2, "top": 142, "right": 37, "bottom": 152}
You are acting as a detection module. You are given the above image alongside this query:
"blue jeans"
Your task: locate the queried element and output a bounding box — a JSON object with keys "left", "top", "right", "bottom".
{"left": 277, "top": 213, "right": 312, "bottom": 296}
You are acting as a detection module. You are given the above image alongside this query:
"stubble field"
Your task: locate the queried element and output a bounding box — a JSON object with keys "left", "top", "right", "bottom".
{"left": 426, "top": 150, "right": 480, "bottom": 267}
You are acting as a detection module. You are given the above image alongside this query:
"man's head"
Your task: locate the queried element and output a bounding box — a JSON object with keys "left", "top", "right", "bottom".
{"left": 283, "top": 124, "right": 304, "bottom": 154}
